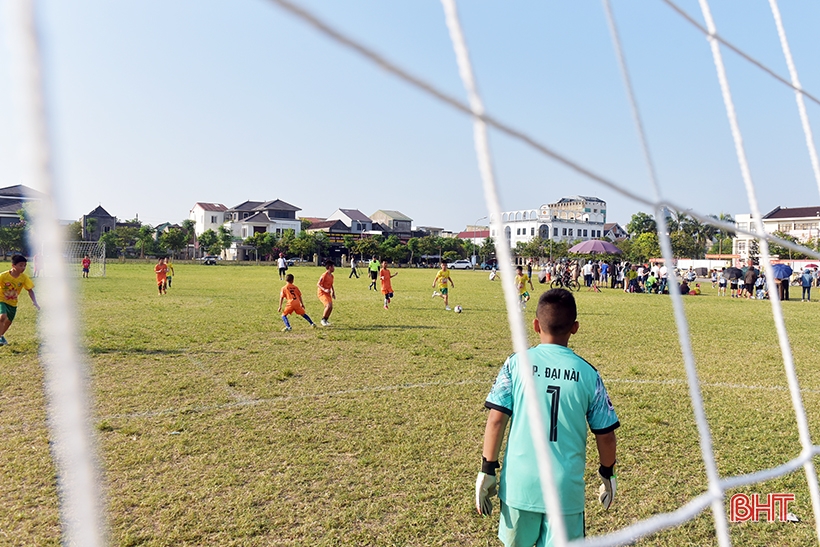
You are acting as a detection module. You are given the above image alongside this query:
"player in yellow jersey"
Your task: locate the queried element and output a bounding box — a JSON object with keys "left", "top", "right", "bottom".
{"left": 432, "top": 261, "right": 455, "bottom": 311}
{"left": 515, "top": 265, "right": 535, "bottom": 310}
{"left": 0, "top": 255, "right": 40, "bottom": 346}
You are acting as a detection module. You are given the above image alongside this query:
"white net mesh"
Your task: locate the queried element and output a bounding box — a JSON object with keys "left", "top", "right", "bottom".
{"left": 267, "top": 0, "right": 820, "bottom": 545}
{"left": 61, "top": 240, "right": 106, "bottom": 278}
{"left": 10, "top": 0, "right": 820, "bottom": 545}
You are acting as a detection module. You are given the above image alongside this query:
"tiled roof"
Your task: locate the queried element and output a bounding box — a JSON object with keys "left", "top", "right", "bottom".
{"left": 762, "top": 206, "right": 820, "bottom": 220}
{"left": 338, "top": 209, "right": 371, "bottom": 222}
{"left": 372, "top": 209, "right": 413, "bottom": 222}
{"left": 255, "top": 199, "right": 301, "bottom": 212}
{"left": 194, "top": 202, "right": 228, "bottom": 212}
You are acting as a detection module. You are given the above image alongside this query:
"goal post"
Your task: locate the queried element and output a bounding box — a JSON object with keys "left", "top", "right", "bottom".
{"left": 60, "top": 241, "right": 106, "bottom": 277}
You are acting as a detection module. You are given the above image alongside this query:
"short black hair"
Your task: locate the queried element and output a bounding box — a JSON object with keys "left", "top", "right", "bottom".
{"left": 286, "top": 273, "right": 294, "bottom": 283}
{"left": 536, "top": 289, "right": 577, "bottom": 335}
{"left": 325, "top": 259, "right": 335, "bottom": 268}
{"left": 11, "top": 254, "right": 27, "bottom": 265}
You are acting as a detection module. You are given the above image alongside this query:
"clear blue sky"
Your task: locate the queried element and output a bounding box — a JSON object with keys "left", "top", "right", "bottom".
{"left": 1, "top": 0, "right": 819, "bottom": 231}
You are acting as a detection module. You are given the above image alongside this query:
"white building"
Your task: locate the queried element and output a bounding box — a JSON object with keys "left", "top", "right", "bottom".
{"left": 489, "top": 195, "right": 607, "bottom": 248}
{"left": 327, "top": 208, "right": 373, "bottom": 234}
{"left": 733, "top": 206, "right": 820, "bottom": 261}
{"left": 189, "top": 202, "right": 228, "bottom": 236}
{"left": 224, "top": 199, "right": 302, "bottom": 239}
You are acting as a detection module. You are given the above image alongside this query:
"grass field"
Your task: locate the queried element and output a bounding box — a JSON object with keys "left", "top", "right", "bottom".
{"left": 2, "top": 261, "right": 820, "bottom": 546}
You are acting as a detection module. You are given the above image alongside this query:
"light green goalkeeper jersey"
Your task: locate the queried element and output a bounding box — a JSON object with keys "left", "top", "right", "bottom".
{"left": 485, "top": 344, "right": 619, "bottom": 514}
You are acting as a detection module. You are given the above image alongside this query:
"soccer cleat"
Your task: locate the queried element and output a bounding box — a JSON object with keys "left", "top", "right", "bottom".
{"left": 445, "top": 306, "right": 451, "bottom": 311}
{"left": 321, "top": 319, "right": 330, "bottom": 327}
{"left": 281, "top": 326, "right": 292, "bottom": 332}
{"left": 310, "top": 323, "right": 316, "bottom": 328}
{"left": 0, "top": 336, "right": 7, "bottom": 346}
{"left": 432, "top": 291, "right": 439, "bottom": 297}
{"left": 384, "top": 305, "right": 389, "bottom": 309}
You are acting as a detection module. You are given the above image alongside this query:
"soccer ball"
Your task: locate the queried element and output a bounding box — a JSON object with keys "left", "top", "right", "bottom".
{"left": 454, "top": 305, "right": 462, "bottom": 313}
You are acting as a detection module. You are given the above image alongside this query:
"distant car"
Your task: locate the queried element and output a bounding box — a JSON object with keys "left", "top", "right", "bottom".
{"left": 448, "top": 259, "right": 473, "bottom": 270}
{"left": 201, "top": 255, "right": 219, "bottom": 265}
{"left": 481, "top": 260, "right": 498, "bottom": 270}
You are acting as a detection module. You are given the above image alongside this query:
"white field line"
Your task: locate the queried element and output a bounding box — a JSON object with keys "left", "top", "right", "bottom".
{"left": 95, "top": 376, "right": 820, "bottom": 422}
{"left": 4, "top": 376, "right": 819, "bottom": 433}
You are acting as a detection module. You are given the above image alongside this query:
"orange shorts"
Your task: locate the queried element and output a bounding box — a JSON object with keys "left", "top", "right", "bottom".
{"left": 317, "top": 291, "right": 333, "bottom": 306}
{"left": 282, "top": 301, "right": 305, "bottom": 316}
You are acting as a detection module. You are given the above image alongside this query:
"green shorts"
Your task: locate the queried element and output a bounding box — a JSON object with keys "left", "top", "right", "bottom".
{"left": 0, "top": 302, "right": 17, "bottom": 323}
{"left": 498, "top": 503, "right": 584, "bottom": 547}
{"left": 439, "top": 287, "right": 448, "bottom": 295}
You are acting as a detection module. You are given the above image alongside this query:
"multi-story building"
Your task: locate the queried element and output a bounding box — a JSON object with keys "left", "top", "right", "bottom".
{"left": 0, "top": 185, "right": 43, "bottom": 228}
{"left": 733, "top": 206, "right": 820, "bottom": 261}
{"left": 189, "top": 202, "right": 228, "bottom": 236}
{"left": 489, "top": 195, "right": 608, "bottom": 248}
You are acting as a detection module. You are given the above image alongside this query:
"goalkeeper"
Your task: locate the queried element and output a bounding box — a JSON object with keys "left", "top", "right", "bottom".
{"left": 476, "top": 288, "right": 619, "bottom": 546}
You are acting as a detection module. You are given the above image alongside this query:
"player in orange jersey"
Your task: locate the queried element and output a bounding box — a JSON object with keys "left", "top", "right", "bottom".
{"left": 154, "top": 257, "right": 168, "bottom": 295}
{"left": 380, "top": 260, "right": 398, "bottom": 309}
{"left": 317, "top": 259, "right": 336, "bottom": 326}
{"left": 277, "top": 274, "right": 316, "bottom": 331}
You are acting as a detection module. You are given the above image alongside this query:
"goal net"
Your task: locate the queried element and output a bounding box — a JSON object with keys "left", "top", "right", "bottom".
{"left": 8, "top": 0, "right": 820, "bottom": 546}
{"left": 61, "top": 241, "right": 106, "bottom": 278}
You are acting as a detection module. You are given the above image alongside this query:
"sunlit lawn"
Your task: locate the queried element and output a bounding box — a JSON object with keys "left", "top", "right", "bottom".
{"left": 2, "top": 261, "right": 820, "bottom": 546}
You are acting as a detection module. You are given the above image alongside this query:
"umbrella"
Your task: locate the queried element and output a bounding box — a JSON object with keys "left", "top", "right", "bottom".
{"left": 568, "top": 240, "right": 622, "bottom": 255}
{"left": 771, "top": 263, "right": 793, "bottom": 280}
{"left": 806, "top": 263, "right": 819, "bottom": 269}
{"left": 723, "top": 267, "right": 743, "bottom": 280}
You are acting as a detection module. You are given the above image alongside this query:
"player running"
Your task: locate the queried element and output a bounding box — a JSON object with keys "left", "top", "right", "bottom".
{"left": 379, "top": 260, "right": 398, "bottom": 309}
{"left": 317, "top": 259, "right": 336, "bottom": 326}
{"left": 432, "top": 261, "right": 455, "bottom": 311}
{"left": 278, "top": 274, "right": 316, "bottom": 331}
{"left": 515, "top": 265, "right": 534, "bottom": 310}
{"left": 154, "top": 257, "right": 168, "bottom": 295}
{"left": 0, "top": 255, "right": 40, "bottom": 346}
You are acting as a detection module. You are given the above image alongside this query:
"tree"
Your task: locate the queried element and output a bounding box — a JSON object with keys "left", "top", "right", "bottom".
{"left": 480, "top": 237, "right": 495, "bottom": 263}
{"left": 290, "top": 231, "right": 316, "bottom": 260}
{"left": 278, "top": 229, "right": 296, "bottom": 257}
{"left": 628, "top": 232, "right": 660, "bottom": 263}
{"left": 198, "top": 230, "right": 218, "bottom": 255}
{"left": 160, "top": 228, "right": 188, "bottom": 258}
{"left": 343, "top": 235, "right": 358, "bottom": 259}
{"left": 314, "top": 232, "right": 329, "bottom": 261}
{"left": 769, "top": 230, "right": 805, "bottom": 259}
{"left": 356, "top": 237, "right": 381, "bottom": 261}
{"left": 181, "top": 219, "right": 196, "bottom": 258}
{"left": 137, "top": 225, "right": 155, "bottom": 258}
{"left": 406, "top": 237, "right": 420, "bottom": 265}
{"left": 66, "top": 220, "right": 82, "bottom": 242}
{"left": 301, "top": 219, "right": 313, "bottom": 231}
{"left": 626, "top": 212, "right": 656, "bottom": 237}
{"left": 84, "top": 217, "right": 98, "bottom": 241}
{"left": 670, "top": 230, "right": 697, "bottom": 259}
{"left": 218, "top": 226, "right": 234, "bottom": 255}
{"left": 0, "top": 224, "right": 26, "bottom": 257}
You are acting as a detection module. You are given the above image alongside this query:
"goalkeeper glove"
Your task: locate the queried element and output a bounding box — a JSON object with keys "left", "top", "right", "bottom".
{"left": 598, "top": 463, "right": 616, "bottom": 510}
{"left": 475, "top": 457, "right": 499, "bottom": 516}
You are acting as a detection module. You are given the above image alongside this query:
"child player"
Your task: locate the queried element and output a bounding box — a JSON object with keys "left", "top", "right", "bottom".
{"left": 317, "top": 259, "right": 336, "bottom": 326}
{"left": 515, "top": 265, "right": 534, "bottom": 310}
{"left": 82, "top": 254, "right": 91, "bottom": 278}
{"left": 432, "top": 261, "right": 455, "bottom": 311}
{"left": 379, "top": 260, "right": 398, "bottom": 309}
{"left": 154, "top": 257, "right": 168, "bottom": 295}
{"left": 165, "top": 257, "right": 175, "bottom": 288}
{"left": 277, "top": 274, "right": 316, "bottom": 331}
{"left": 0, "top": 255, "right": 40, "bottom": 346}
{"left": 476, "top": 289, "right": 619, "bottom": 546}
